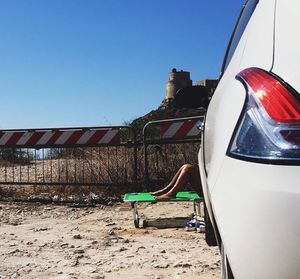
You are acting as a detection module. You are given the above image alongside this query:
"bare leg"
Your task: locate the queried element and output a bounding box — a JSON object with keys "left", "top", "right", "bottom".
{"left": 156, "top": 164, "right": 201, "bottom": 200}
{"left": 150, "top": 165, "right": 186, "bottom": 196}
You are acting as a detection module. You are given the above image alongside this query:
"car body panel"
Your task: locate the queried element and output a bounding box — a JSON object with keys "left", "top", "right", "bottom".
{"left": 199, "top": 0, "right": 300, "bottom": 277}
{"left": 203, "top": 0, "right": 276, "bottom": 191}
{"left": 212, "top": 157, "right": 300, "bottom": 279}
{"left": 272, "top": 0, "right": 300, "bottom": 93}
{"left": 238, "top": 0, "right": 275, "bottom": 71}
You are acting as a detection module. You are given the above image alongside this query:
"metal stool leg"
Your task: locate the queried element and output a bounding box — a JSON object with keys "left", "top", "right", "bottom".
{"left": 131, "top": 202, "right": 140, "bottom": 228}
{"left": 193, "top": 200, "right": 201, "bottom": 220}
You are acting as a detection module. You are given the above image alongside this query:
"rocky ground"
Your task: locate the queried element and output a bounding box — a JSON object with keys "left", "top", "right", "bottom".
{"left": 0, "top": 200, "right": 220, "bottom": 279}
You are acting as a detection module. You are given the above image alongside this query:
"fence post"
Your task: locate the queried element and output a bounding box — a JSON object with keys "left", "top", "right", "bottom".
{"left": 131, "top": 127, "right": 139, "bottom": 191}
{"left": 142, "top": 124, "right": 150, "bottom": 192}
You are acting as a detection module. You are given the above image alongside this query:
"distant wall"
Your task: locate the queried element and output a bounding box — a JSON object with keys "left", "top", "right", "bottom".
{"left": 197, "top": 79, "right": 218, "bottom": 99}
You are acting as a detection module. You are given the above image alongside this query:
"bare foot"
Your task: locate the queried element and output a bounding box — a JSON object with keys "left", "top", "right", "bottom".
{"left": 155, "top": 193, "right": 175, "bottom": 201}
{"left": 150, "top": 191, "right": 159, "bottom": 196}
{"left": 150, "top": 189, "right": 167, "bottom": 196}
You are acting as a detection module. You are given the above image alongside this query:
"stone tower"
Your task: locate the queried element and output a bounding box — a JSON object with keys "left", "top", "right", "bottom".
{"left": 166, "top": 68, "right": 192, "bottom": 100}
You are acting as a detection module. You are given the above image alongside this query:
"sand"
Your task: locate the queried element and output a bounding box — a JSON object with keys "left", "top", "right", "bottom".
{"left": 0, "top": 200, "right": 221, "bottom": 279}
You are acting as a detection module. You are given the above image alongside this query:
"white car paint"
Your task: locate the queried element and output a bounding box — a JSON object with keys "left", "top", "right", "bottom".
{"left": 213, "top": 157, "right": 300, "bottom": 278}
{"left": 272, "top": 0, "right": 300, "bottom": 92}
{"left": 199, "top": 0, "right": 300, "bottom": 278}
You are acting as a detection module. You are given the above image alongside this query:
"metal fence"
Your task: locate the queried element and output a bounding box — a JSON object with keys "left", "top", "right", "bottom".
{"left": 0, "top": 118, "right": 203, "bottom": 201}
{"left": 143, "top": 116, "right": 203, "bottom": 191}
{"left": 0, "top": 126, "right": 138, "bottom": 199}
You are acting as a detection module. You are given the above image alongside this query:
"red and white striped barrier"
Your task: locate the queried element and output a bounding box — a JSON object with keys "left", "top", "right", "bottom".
{"left": 0, "top": 128, "right": 120, "bottom": 147}
{"left": 160, "top": 119, "right": 201, "bottom": 139}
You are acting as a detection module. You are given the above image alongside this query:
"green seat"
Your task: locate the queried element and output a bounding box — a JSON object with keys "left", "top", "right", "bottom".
{"left": 123, "top": 191, "right": 201, "bottom": 203}
{"left": 123, "top": 191, "right": 203, "bottom": 228}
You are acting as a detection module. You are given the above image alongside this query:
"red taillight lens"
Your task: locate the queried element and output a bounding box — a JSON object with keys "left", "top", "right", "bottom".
{"left": 228, "top": 68, "right": 300, "bottom": 163}
{"left": 238, "top": 68, "right": 300, "bottom": 124}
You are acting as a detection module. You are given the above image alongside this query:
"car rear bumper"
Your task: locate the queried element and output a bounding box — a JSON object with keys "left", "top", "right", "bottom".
{"left": 210, "top": 157, "right": 300, "bottom": 279}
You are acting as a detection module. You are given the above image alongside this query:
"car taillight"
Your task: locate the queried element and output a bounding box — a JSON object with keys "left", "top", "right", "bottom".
{"left": 228, "top": 67, "right": 300, "bottom": 163}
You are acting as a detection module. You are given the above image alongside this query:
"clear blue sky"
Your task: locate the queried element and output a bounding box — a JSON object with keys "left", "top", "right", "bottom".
{"left": 0, "top": 0, "right": 245, "bottom": 129}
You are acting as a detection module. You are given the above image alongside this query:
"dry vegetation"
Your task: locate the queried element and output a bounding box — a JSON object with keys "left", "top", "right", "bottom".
{"left": 0, "top": 139, "right": 200, "bottom": 204}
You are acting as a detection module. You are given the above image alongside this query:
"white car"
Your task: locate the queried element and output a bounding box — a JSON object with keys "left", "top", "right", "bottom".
{"left": 177, "top": 0, "right": 300, "bottom": 278}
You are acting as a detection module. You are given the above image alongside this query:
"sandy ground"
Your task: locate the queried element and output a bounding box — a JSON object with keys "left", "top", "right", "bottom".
{"left": 0, "top": 200, "right": 220, "bottom": 279}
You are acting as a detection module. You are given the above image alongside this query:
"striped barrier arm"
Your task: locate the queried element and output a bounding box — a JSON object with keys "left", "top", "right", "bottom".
{"left": 0, "top": 128, "right": 120, "bottom": 148}
{"left": 160, "top": 119, "right": 201, "bottom": 139}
